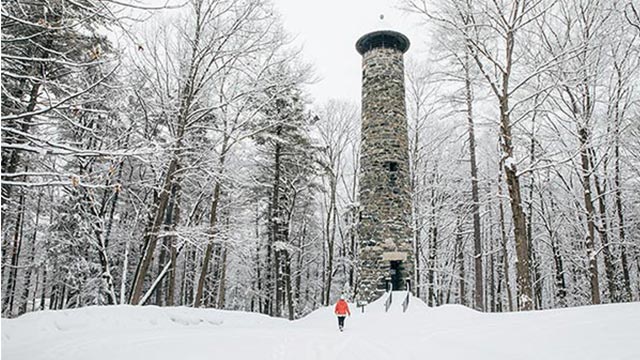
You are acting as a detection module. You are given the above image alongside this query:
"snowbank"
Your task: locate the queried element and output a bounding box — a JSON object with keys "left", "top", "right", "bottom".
{"left": 3, "top": 293, "right": 639, "bottom": 360}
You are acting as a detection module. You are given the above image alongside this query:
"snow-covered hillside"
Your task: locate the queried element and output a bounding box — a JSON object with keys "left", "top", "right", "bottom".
{"left": 3, "top": 292, "right": 639, "bottom": 360}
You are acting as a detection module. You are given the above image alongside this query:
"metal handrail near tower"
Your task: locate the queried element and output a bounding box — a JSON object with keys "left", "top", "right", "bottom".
{"left": 384, "top": 284, "right": 393, "bottom": 312}
{"left": 402, "top": 280, "right": 411, "bottom": 312}
{"left": 402, "top": 292, "right": 410, "bottom": 313}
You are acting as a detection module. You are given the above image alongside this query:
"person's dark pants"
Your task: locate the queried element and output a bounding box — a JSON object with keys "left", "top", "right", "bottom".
{"left": 337, "top": 316, "right": 346, "bottom": 328}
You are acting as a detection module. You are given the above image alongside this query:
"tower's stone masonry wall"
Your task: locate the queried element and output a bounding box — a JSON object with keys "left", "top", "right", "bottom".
{"left": 358, "top": 45, "right": 414, "bottom": 303}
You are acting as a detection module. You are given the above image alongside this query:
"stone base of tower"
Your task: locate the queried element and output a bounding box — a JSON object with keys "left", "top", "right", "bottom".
{"left": 357, "top": 245, "right": 414, "bottom": 303}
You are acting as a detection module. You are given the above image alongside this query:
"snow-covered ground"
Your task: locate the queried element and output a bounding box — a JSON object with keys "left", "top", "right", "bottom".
{"left": 3, "top": 292, "right": 639, "bottom": 360}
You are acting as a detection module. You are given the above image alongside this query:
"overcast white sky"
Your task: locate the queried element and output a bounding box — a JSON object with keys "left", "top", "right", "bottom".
{"left": 272, "top": 0, "right": 428, "bottom": 104}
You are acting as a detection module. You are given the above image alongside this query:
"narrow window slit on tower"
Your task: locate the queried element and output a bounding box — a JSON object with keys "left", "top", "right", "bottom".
{"left": 384, "top": 161, "right": 398, "bottom": 189}
{"left": 384, "top": 161, "right": 398, "bottom": 172}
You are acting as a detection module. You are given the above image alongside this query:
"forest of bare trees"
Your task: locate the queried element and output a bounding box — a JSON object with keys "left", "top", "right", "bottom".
{"left": 404, "top": 0, "right": 640, "bottom": 311}
{"left": 2, "top": 0, "right": 639, "bottom": 319}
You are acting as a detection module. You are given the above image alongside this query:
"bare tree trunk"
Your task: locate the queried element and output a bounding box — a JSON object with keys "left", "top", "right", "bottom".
{"left": 166, "top": 199, "right": 181, "bottom": 306}
{"left": 19, "top": 193, "right": 42, "bottom": 315}
{"left": 253, "top": 204, "right": 263, "bottom": 313}
{"left": 129, "top": 156, "right": 179, "bottom": 305}
{"left": 615, "top": 140, "right": 632, "bottom": 300}
{"left": 409, "top": 95, "right": 422, "bottom": 299}
{"left": 274, "top": 249, "right": 282, "bottom": 317}
{"left": 31, "top": 269, "right": 40, "bottom": 312}
{"left": 294, "top": 222, "right": 306, "bottom": 312}
{"left": 427, "top": 179, "right": 438, "bottom": 307}
{"left": 59, "top": 284, "right": 66, "bottom": 310}
{"left": 589, "top": 149, "right": 616, "bottom": 302}
{"left": 119, "top": 237, "right": 130, "bottom": 305}
{"left": 155, "top": 241, "right": 168, "bottom": 306}
{"left": 492, "top": 197, "right": 504, "bottom": 312}
{"left": 166, "top": 188, "right": 181, "bottom": 306}
{"left": 216, "top": 245, "right": 228, "bottom": 309}
{"left": 497, "top": 172, "right": 514, "bottom": 312}
{"left": 541, "top": 193, "right": 567, "bottom": 307}
{"left": 268, "top": 134, "right": 283, "bottom": 316}
{"left": 264, "top": 232, "right": 273, "bottom": 315}
{"left": 455, "top": 214, "right": 466, "bottom": 306}
{"left": 489, "top": 239, "right": 496, "bottom": 312}
{"left": 284, "top": 251, "right": 294, "bottom": 320}
{"left": 39, "top": 261, "right": 47, "bottom": 310}
{"left": 578, "top": 128, "right": 601, "bottom": 305}
{"left": 464, "top": 51, "right": 483, "bottom": 312}
{"left": 526, "top": 122, "right": 543, "bottom": 310}
{"left": 500, "top": 95, "right": 534, "bottom": 311}
{"left": 323, "top": 177, "right": 337, "bottom": 305}
{"left": 85, "top": 189, "right": 118, "bottom": 305}
{"left": 154, "top": 182, "right": 179, "bottom": 306}
{"left": 3, "top": 190, "right": 25, "bottom": 317}
{"left": 194, "top": 160, "right": 226, "bottom": 307}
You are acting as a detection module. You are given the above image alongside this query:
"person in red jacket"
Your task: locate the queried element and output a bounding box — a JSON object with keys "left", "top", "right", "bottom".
{"left": 334, "top": 295, "right": 351, "bottom": 331}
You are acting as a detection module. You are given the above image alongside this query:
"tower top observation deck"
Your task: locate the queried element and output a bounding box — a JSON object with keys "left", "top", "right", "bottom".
{"left": 355, "top": 30, "right": 411, "bottom": 55}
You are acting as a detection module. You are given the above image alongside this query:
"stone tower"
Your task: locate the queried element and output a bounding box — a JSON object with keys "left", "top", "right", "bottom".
{"left": 356, "top": 30, "right": 414, "bottom": 303}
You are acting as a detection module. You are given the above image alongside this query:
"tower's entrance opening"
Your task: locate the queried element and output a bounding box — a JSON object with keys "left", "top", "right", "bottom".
{"left": 390, "top": 260, "right": 403, "bottom": 291}
{"left": 384, "top": 161, "right": 399, "bottom": 190}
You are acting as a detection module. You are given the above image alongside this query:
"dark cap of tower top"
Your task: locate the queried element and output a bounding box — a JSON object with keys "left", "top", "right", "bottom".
{"left": 355, "top": 30, "right": 410, "bottom": 55}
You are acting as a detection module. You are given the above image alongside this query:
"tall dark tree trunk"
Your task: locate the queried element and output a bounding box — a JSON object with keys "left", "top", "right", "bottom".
{"left": 578, "top": 128, "right": 600, "bottom": 305}
{"left": 323, "top": 177, "right": 336, "bottom": 305}
{"left": 500, "top": 94, "right": 533, "bottom": 311}
{"left": 267, "top": 132, "right": 283, "bottom": 316}
{"left": 216, "top": 245, "right": 228, "bottom": 309}
{"left": 455, "top": 214, "right": 466, "bottom": 306}
{"left": 284, "top": 251, "right": 294, "bottom": 320}
{"left": 589, "top": 150, "right": 617, "bottom": 302}
{"left": 39, "top": 260, "right": 48, "bottom": 310}
{"left": 3, "top": 190, "right": 25, "bottom": 317}
{"left": 541, "top": 192, "right": 567, "bottom": 307}
{"left": 253, "top": 204, "right": 263, "bottom": 313}
{"left": 195, "top": 174, "right": 223, "bottom": 307}
{"left": 166, "top": 184, "right": 181, "bottom": 306}
{"left": 19, "top": 193, "right": 42, "bottom": 315}
{"left": 497, "top": 172, "right": 514, "bottom": 312}
{"left": 155, "top": 239, "right": 168, "bottom": 306}
{"left": 130, "top": 156, "right": 180, "bottom": 305}
{"left": 464, "top": 50, "right": 484, "bottom": 312}
{"left": 427, "top": 169, "right": 439, "bottom": 307}
{"left": 526, "top": 124, "right": 543, "bottom": 310}
{"left": 613, "top": 107, "right": 632, "bottom": 301}
{"left": 488, "top": 241, "right": 496, "bottom": 312}
{"left": 194, "top": 126, "right": 229, "bottom": 306}
{"left": 154, "top": 183, "right": 179, "bottom": 306}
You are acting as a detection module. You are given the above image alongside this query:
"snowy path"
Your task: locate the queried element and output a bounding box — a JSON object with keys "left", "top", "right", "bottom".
{"left": 3, "top": 293, "right": 640, "bottom": 360}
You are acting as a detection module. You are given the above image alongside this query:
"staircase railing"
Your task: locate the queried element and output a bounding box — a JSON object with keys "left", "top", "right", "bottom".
{"left": 402, "top": 291, "right": 410, "bottom": 312}
{"left": 384, "top": 283, "right": 393, "bottom": 312}
{"left": 402, "top": 280, "right": 411, "bottom": 313}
